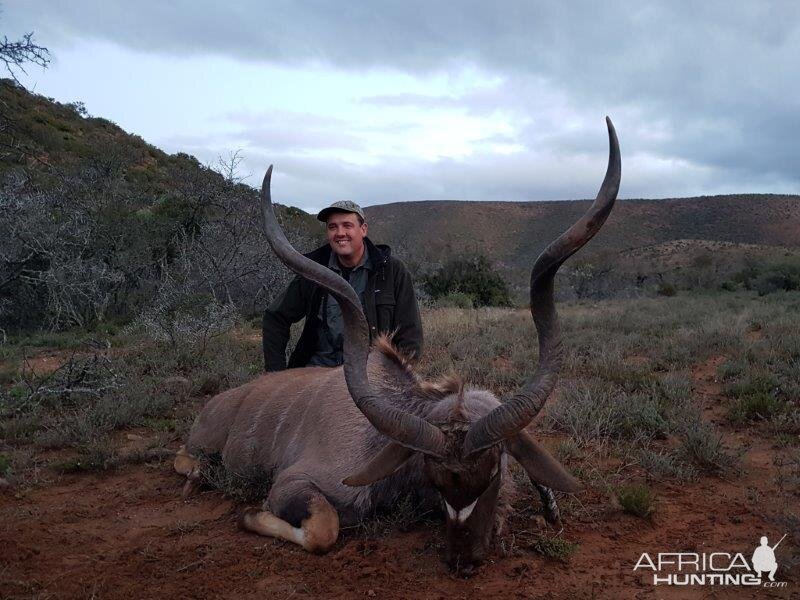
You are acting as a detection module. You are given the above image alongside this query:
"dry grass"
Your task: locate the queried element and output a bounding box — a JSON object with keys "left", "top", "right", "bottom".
{"left": 0, "top": 324, "right": 262, "bottom": 482}
{"left": 2, "top": 291, "right": 798, "bottom": 491}
{"left": 420, "top": 291, "right": 799, "bottom": 481}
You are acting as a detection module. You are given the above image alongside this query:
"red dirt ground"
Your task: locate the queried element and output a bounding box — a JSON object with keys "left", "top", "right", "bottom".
{"left": 2, "top": 361, "right": 797, "bottom": 599}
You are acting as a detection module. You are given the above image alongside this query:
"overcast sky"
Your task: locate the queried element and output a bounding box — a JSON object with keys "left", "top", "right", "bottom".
{"left": 4, "top": 1, "right": 799, "bottom": 213}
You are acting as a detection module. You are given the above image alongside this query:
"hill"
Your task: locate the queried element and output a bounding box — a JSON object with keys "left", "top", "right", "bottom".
{"left": 2, "top": 78, "right": 798, "bottom": 325}
{"left": 365, "top": 196, "right": 800, "bottom": 296}
{"left": 0, "top": 80, "right": 322, "bottom": 333}
{"left": 365, "top": 195, "right": 800, "bottom": 265}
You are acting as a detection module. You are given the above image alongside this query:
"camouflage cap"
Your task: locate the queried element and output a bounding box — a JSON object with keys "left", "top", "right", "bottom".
{"left": 316, "top": 200, "right": 366, "bottom": 223}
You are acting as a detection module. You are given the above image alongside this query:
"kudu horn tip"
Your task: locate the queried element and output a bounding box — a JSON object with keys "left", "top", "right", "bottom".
{"left": 261, "top": 165, "right": 274, "bottom": 198}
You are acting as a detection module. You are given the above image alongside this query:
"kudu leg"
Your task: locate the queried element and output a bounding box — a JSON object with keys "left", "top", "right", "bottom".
{"left": 534, "top": 483, "right": 562, "bottom": 528}
{"left": 174, "top": 445, "right": 201, "bottom": 499}
{"left": 241, "top": 479, "right": 339, "bottom": 554}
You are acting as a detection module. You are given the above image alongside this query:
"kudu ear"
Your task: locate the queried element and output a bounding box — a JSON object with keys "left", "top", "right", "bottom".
{"left": 504, "top": 430, "right": 582, "bottom": 493}
{"left": 342, "top": 442, "right": 416, "bottom": 487}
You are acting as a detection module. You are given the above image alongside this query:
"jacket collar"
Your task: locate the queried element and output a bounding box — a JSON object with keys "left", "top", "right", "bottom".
{"left": 305, "top": 237, "right": 390, "bottom": 268}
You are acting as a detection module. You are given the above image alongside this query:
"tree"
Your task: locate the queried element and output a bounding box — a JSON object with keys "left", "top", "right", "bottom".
{"left": 1, "top": 31, "right": 50, "bottom": 83}
{"left": 423, "top": 255, "right": 512, "bottom": 307}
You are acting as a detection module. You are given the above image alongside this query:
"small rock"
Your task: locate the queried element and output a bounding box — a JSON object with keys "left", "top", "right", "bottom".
{"left": 367, "top": 591, "right": 376, "bottom": 597}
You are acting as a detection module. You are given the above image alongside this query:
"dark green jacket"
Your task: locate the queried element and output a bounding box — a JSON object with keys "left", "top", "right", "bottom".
{"left": 262, "top": 238, "right": 423, "bottom": 371}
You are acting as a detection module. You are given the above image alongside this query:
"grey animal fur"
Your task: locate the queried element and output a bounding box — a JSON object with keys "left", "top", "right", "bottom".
{"left": 186, "top": 338, "right": 515, "bottom": 526}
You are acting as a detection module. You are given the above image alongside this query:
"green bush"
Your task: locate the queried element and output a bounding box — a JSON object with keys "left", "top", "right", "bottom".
{"left": 725, "top": 258, "right": 800, "bottom": 295}
{"left": 616, "top": 484, "right": 655, "bottom": 518}
{"left": 724, "top": 373, "right": 786, "bottom": 423}
{"left": 53, "top": 435, "right": 118, "bottom": 473}
{"left": 423, "top": 255, "right": 512, "bottom": 307}
{"left": 527, "top": 535, "right": 579, "bottom": 561}
{"left": 198, "top": 454, "right": 273, "bottom": 503}
{"left": 729, "top": 393, "right": 786, "bottom": 423}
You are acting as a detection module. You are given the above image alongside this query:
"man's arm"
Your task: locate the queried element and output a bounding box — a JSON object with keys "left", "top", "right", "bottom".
{"left": 262, "top": 275, "right": 308, "bottom": 371}
{"left": 391, "top": 261, "right": 423, "bottom": 360}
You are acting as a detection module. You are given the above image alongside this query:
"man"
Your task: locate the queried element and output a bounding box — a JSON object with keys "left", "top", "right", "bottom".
{"left": 263, "top": 200, "right": 422, "bottom": 371}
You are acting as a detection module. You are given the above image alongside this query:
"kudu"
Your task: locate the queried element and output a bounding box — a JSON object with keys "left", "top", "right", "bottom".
{"left": 175, "top": 117, "right": 620, "bottom": 574}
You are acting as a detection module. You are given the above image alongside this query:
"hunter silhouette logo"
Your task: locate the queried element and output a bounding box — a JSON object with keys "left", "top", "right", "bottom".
{"left": 633, "top": 533, "right": 788, "bottom": 588}
{"left": 752, "top": 535, "right": 786, "bottom": 582}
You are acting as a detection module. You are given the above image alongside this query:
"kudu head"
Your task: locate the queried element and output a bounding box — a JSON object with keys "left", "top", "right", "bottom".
{"left": 260, "top": 117, "right": 620, "bottom": 574}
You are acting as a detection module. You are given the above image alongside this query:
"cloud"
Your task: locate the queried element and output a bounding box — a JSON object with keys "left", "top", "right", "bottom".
{"left": 5, "top": 0, "right": 799, "bottom": 203}
{"left": 196, "top": 135, "right": 778, "bottom": 213}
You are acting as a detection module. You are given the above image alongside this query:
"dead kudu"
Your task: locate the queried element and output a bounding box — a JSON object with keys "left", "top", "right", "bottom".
{"left": 175, "top": 118, "right": 621, "bottom": 574}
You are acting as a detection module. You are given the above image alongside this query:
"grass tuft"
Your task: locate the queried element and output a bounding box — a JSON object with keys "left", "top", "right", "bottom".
{"left": 616, "top": 484, "right": 655, "bottom": 518}
{"left": 678, "top": 421, "right": 739, "bottom": 473}
{"left": 728, "top": 393, "right": 786, "bottom": 424}
{"left": 527, "top": 535, "right": 580, "bottom": 561}
{"left": 355, "top": 494, "right": 437, "bottom": 538}
{"left": 53, "top": 436, "right": 118, "bottom": 473}
{"left": 636, "top": 448, "right": 698, "bottom": 482}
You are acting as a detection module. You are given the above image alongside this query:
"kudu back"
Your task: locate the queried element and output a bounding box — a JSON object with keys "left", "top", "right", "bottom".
{"left": 175, "top": 118, "right": 621, "bottom": 573}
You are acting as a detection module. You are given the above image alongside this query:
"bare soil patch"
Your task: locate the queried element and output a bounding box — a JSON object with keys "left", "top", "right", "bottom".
{"left": 2, "top": 424, "right": 797, "bottom": 598}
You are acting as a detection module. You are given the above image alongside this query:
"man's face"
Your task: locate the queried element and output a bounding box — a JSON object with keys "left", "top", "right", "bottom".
{"left": 326, "top": 212, "right": 368, "bottom": 260}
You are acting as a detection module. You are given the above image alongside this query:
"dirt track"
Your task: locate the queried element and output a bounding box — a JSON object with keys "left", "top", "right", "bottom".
{"left": 2, "top": 362, "right": 797, "bottom": 599}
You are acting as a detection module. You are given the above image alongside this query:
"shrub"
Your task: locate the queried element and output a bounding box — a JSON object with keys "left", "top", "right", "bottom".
{"left": 678, "top": 420, "right": 738, "bottom": 473}
{"left": 636, "top": 448, "right": 698, "bottom": 482}
{"left": 728, "top": 393, "right": 786, "bottom": 423}
{"left": 527, "top": 535, "right": 579, "bottom": 561}
{"left": 130, "top": 259, "right": 239, "bottom": 353}
{"left": 616, "top": 484, "right": 655, "bottom": 517}
{"left": 545, "top": 374, "right": 693, "bottom": 443}
{"left": 725, "top": 373, "right": 786, "bottom": 423}
{"left": 769, "top": 410, "right": 800, "bottom": 436}
{"left": 0, "top": 453, "right": 10, "bottom": 476}
{"left": 726, "top": 258, "right": 800, "bottom": 295}
{"left": 423, "top": 255, "right": 512, "bottom": 307}
{"left": 657, "top": 282, "right": 677, "bottom": 297}
{"left": 717, "top": 359, "right": 746, "bottom": 381}
{"left": 198, "top": 455, "right": 273, "bottom": 503}
{"left": 53, "top": 435, "right": 117, "bottom": 473}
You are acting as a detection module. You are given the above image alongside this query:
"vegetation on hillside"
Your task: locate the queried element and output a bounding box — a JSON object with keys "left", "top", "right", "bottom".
{"left": 723, "top": 257, "right": 800, "bottom": 295}
{"left": 366, "top": 199, "right": 800, "bottom": 301}
{"left": 0, "top": 81, "right": 323, "bottom": 335}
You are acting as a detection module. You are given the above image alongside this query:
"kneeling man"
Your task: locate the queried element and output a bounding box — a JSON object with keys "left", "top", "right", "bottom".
{"left": 263, "top": 201, "right": 422, "bottom": 371}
